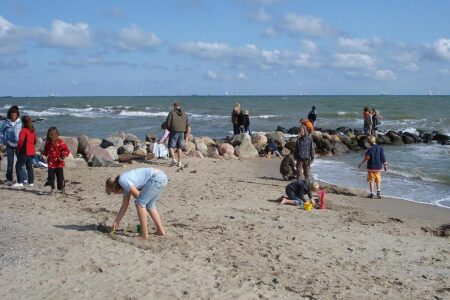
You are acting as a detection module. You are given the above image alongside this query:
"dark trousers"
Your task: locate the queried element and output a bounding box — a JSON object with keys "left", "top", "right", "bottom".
{"left": 46, "top": 168, "right": 65, "bottom": 190}
{"left": 6, "top": 145, "right": 17, "bottom": 182}
{"left": 16, "top": 154, "right": 34, "bottom": 184}
{"left": 233, "top": 124, "right": 241, "bottom": 135}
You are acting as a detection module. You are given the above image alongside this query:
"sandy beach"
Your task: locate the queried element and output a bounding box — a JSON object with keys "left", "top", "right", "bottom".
{"left": 0, "top": 157, "right": 449, "bottom": 299}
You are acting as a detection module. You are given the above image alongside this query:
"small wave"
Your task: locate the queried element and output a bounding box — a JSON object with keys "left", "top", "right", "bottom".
{"left": 254, "top": 114, "right": 278, "bottom": 119}
{"left": 22, "top": 109, "right": 62, "bottom": 117}
{"left": 188, "top": 113, "right": 228, "bottom": 120}
{"left": 117, "top": 111, "right": 168, "bottom": 117}
{"left": 1, "top": 104, "right": 26, "bottom": 109}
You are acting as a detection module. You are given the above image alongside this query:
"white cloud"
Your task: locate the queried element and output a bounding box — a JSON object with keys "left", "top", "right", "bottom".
{"left": 118, "top": 25, "right": 162, "bottom": 51}
{"left": 206, "top": 70, "right": 219, "bottom": 80}
{"left": 42, "top": 20, "right": 93, "bottom": 48}
{"left": 175, "top": 41, "right": 317, "bottom": 69}
{"left": 174, "top": 41, "right": 231, "bottom": 59}
{"left": 247, "top": 8, "right": 271, "bottom": 22}
{"left": 0, "top": 15, "right": 13, "bottom": 37}
{"left": 263, "top": 26, "right": 277, "bottom": 38}
{"left": 280, "top": 13, "right": 335, "bottom": 37}
{"left": 374, "top": 69, "right": 396, "bottom": 80}
{"left": 103, "top": 6, "right": 125, "bottom": 19}
{"left": 338, "top": 37, "right": 372, "bottom": 53}
{"left": 432, "top": 38, "right": 450, "bottom": 61}
{"left": 301, "top": 39, "right": 317, "bottom": 53}
{"left": 439, "top": 68, "right": 450, "bottom": 75}
{"left": 237, "top": 72, "right": 248, "bottom": 80}
{"left": 331, "top": 53, "right": 376, "bottom": 69}
{"left": 0, "top": 59, "right": 29, "bottom": 69}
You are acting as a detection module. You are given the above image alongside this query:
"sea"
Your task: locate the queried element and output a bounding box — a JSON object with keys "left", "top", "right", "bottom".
{"left": 1, "top": 95, "right": 449, "bottom": 209}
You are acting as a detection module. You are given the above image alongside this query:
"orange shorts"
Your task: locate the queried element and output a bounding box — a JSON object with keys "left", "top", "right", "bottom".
{"left": 367, "top": 171, "right": 381, "bottom": 183}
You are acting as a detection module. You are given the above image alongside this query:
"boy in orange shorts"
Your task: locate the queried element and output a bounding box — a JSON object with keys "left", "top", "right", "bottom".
{"left": 358, "top": 136, "right": 387, "bottom": 198}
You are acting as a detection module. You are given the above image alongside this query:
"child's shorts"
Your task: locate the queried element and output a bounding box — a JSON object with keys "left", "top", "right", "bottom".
{"left": 367, "top": 171, "right": 381, "bottom": 183}
{"left": 134, "top": 172, "right": 168, "bottom": 209}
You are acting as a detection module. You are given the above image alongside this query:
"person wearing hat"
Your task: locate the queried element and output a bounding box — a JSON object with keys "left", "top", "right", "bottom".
{"left": 166, "top": 101, "right": 189, "bottom": 167}
{"left": 105, "top": 167, "right": 168, "bottom": 239}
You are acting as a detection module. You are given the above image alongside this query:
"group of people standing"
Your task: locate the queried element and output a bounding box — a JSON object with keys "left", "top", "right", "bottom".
{"left": 363, "top": 107, "right": 381, "bottom": 136}
{"left": 231, "top": 103, "right": 251, "bottom": 135}
{"left": 0, "top": 105, "right": 70, "bottom": 193}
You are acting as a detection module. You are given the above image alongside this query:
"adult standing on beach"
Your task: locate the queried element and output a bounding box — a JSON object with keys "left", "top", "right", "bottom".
{"left": 231, "top": 103, "right": 243, "bottom": 135}
{"left": 308, "top": 106, "right": 317, "bottom": 128}
{"left": 0, "top": 105, "right": 22, "bottom": 185}
{"left": 166, "top": 101, "right": 189, "bottom": 167}
{"left": 293, "top": 125, "right": 315, "bottom": 180}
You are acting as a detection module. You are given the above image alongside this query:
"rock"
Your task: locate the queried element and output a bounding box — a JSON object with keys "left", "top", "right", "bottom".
{"left": 118, "top": 154, "right": 146, "bottom": 163}
{"left": 88, "top": 155, "right": 121, "bottom": 167}
{"left": 377, "top": 134, "right": 392, "bottom": 145}
{"left": 433, "top": 133, "right": 449, "bottom": 145}
{"left": 251, "top": 133, "right": 268, "bottom": 147}
{"left": 330, "top": 135, "right": 341, "bottom": 143}
{"left": 104, "top": 146, "right": 119, "bottom": 161}
{"left": 322, "top": 133, "right": 332, "bottom": 141}
{"left": 314, "top": 139, "right": 333, "bottom": 155}
{"left": 107, "top": 131, "right": 127, "bottom": 148}
{"left": 133, "top": 146, "right": 147, "bottom": 156}
{"left": 186, "top": 141, "right": 196, "bottom": 152}
{"left": 347, "top": 132, "right": 356, "bottom": 139}
{"left": 265, "top": 131, "right": 285, "bottom": 147}
{"left": 276, "top": 126, "right": 287, "bottom": 133}
{"left": 337, "top": 134, "right": 351, "bottom": 144}
{"left": 353, "top": 129, "right": 364, "bottom": 136}
{"left": 194, "top": 137, "right": 208, "bottom": 156}
{"left": 206, "top": 147, "right": 220, "bottom": 159}
{"left": 402, "top": 134, "right": 416, "bottom": 144}
{"left": 60, "top": 136, "right": 78, "bottom": 156}
{"left": 218, "top": 143, "right": 234, "bottom": 156}
{"left": 421, "top": 132, "right": 433, "bottom": 143}
{"left": 235, "top": 139, "right": 259, "bottom": 158}
{"left": 201, "top": 136, "right": 216, "bottom": 147}
{"left": 386, "top": 131, "right": 404, "bottom": 146}
{"left": 85, "top": 145, "right": 115, "bottom": 161}
{"left": 187, "top": 150, "right": 204, "bottom": 158}
{"left": 35, "top": 137, "right": 45, "bottom": 153}
{"left": 402, "top": 132, "right": 421, "bottom": 143}
{"left": 77, "top": 135, "right": 90, "bottom": 154}
{"left": 100, "top": 139, "right": 114, "bottom": 149}
{"left": 287, "top": 127, "right": 300, "bottom": 135}
{"left": 146, "top": 132, "right": 157, "bottom": 143}
{"left": 311, "top": 131, "right": 323, "bottom": 141}
{"left": 124, "top": 134, "right": 140, "bottom": 147}
{"left": 230, "top": 133, "right": 251, "bottom": 146}
{"left": 324, "top": 129, "right": 337, "bottom": 135}
{"left": 89, "top": 138, "right": 102, "bottom": 147}
{"left": 118, "top": 144, "right": 134, "bottom": 155}
{"left": 336, "top": 127, "right": 353, "bottom": 134}
{"left": 64, "top": 157, "right": 86, "bottom": 168}
{"left": 332, "top": 141, "right": 350, "bottom": 155}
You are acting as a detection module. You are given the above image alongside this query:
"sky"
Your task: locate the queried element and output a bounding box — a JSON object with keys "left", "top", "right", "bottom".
{"left": 0, "top": 0, "right": 450, "bottom": 96}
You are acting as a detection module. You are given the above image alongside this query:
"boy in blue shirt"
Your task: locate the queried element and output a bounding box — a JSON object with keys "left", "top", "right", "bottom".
{"left": 358, "top": 136, "right": 388, "bottom": 198}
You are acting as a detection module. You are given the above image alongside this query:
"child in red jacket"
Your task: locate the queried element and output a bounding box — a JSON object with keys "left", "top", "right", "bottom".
{"left": 42, "top": 127, "right": 70, "bottom": 194}
{"left": 14, "top": 116, "right": 36, "bottom": 187}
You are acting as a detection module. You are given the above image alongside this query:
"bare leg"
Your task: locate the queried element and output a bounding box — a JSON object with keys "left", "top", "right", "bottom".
{"left": 376, "top": 181, "right": 380, "bottom": 192}
{"left": 369, "top": 182, "right": 374, "bottom": 194}
{"left": 148, "top": 208, "right": 165, "bottom": 236}
{"left": 280, "top": 197, "right": 299, "bottom": 206}
{"left": 169, "top": 148, "right": 175, "bottom": 161}
{"left": 177, "top": 148, "right": 182, "bottom": 163}
{"left": 135, "top": 204, "right": 149, "bottom": 239}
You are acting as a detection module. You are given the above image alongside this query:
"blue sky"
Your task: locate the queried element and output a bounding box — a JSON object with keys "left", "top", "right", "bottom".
{"left": 0, "top": 0, "right": 449, "bottom": 96}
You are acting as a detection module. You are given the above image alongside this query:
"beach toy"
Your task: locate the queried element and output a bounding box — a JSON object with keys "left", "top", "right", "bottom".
{"left": 317, "top": 189, "right": 326, "bottom": 209}
{"left": 304, "top": 202, "right": 313, "bottom": 211}
{"left": 136, "top": 224, "right": 142, "bottom": 234}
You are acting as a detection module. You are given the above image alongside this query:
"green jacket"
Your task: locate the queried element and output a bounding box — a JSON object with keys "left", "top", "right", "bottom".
{"left": 166, "top": 109, "right": 189, "bottom": 132}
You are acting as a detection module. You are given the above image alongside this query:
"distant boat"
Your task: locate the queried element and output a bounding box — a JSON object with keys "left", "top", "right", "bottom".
{"left": 48, "top": 93, "right": 56, "bottom": 97}
{"left": 428, "top": 90, "right": 433, "bottom": 96}
{"left": 225, "top": 91, "right": 229, "bottom": 96}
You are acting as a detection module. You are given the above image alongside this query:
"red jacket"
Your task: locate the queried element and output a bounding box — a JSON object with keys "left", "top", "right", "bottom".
{"left": 17, "top": 128, "right": 36, "bottom": 156}
{"left": 43, "top": 139, "right": 70, "bottom": 169}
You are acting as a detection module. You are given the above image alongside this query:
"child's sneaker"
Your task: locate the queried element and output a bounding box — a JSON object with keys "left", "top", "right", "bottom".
{"left": 177, "top": 161, "right": 183, "bottom": 168}
{"left": 12, "top": 183, "right": 24, "bottom": 188}
{"left": 170, "top": 160, "right": 178, "bottom": 167}
{"left": 4, "top": 180, "right": 12, "bottom": 186}
{"left": 368, "top": 193, "right": 374, "bottom": 199}
{"left": 376, "top": 191, "right": 382, "bottom": 199}
{"left": 28, "top": 183, "right": 34, "bottom": 187}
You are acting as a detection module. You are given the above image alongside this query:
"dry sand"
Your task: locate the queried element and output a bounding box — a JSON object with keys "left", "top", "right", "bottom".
{"left": 0, "top": 157, "right": 449, "bottom": 299}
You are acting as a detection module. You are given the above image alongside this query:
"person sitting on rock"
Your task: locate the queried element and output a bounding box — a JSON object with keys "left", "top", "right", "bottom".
{"left": 278, "top": 179, "right": 319, "bottom": 207}
{"left": 294, "top": 126, "right": 315, "bottom": 180}
{"left": 280, "top": 153, "right": 296, "bottom": 181}
{"left": 105, "top": 167, "right": 168, "bottom": 239}
{"left": 265, "top": 138, "right": 281, "bottom": 158}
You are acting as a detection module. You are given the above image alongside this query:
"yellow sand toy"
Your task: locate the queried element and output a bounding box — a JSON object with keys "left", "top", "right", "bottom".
{"left": 303, "top": 202, "right": 313, "bottom": 211}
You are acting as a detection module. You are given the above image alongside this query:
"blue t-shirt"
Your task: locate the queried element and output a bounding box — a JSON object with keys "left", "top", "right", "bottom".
{"left": 118, "top": 168, "right": 154, "bottom": 196}
{"left": 365, "top": 144, "right": 386, "bottom": 171}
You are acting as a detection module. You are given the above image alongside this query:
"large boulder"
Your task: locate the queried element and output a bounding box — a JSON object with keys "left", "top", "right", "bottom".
{"left": 100, "top": 139, "right": 114, "bottom": 149}
{"left": 146, "top": 132, "right": 157, "bottom": 143}
{"left": 194, "top": 137, "right": 208, "bottom": 156}
{"left": 107, "top": 131, "right": 127, "bottom": 148}
{"left": 265, "top": 131, "right": 285, "bottom": 147}
{"left": 314, "top": 139, "right": 333, "bottom": 155}
{"left": 332, "top": 141, "right": 350, "bottom": 155}
{"left": 61, "top": 136, "right": 78, "bottom": 156}
{"left": 206, "top": 147, "right": 220, "bottom": 159}
{"left": 402, "top": 132, "right": 421, "bottom": 143}
{"left": 402, "top": 134, "right": 416, "bottom": 144}
{"left": 230, "top": 133, "right": 251, "bottom": 146}
{"left": 104, "top": 146, "right": 119, "bottom": 161}
{"left": 218, "top": 143, "right": 234, "bottom": 156}
{"left": 85, "top": 145, "right": 115, "bottom": 161}
{"left": 35, "top": 137, "right": 45, "bottom": 153}
{"left": 77, "top": 135, "right": 90, "bottom": 154}
{"left": 187, "top": 150, "right": 204, "bottom": 158}
{"left": 276, "top": 126, "right": 287, "bottom": 134}
{"left": 377, "top": 134, "right": 392, "bottom": 145}
{"left": 133, "top": 146, "right": 147, "bottom": 156}
{"left": 336, "top": 127, "right": 353, "bottom": 135}
{"left": 118, "top": 144, "right": 134, "bottom": 155}
{"left": 433, "top": 133, "right": 449, "bottom": 145}
{"left": 185, "top": 140, "right": 196, "bottom": 152}
{"left": 251, "top": 133, "right": 268, "bottom": 147}
{"left": 386, "top": 131, "right": 404, "bottom": 146}
{"left": 201, "top": 136, "right": 216, "bottom": 147}
{"left": 311, "top": 131, "right": 323, "bottom": 142}
{"left": 287, "top": 127, "right": 300, "bottom": 135}
{"left": 124, "top": 134, "right": 140, "bottom": 147}
{"left": 235, "top": 139, "right": 259, "bottom": 158}
{"left": 89, "top": 138, "right": 102, "bottom": 147}
{"left": 88, "top": 155, "right": 120, "bottom": 167}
